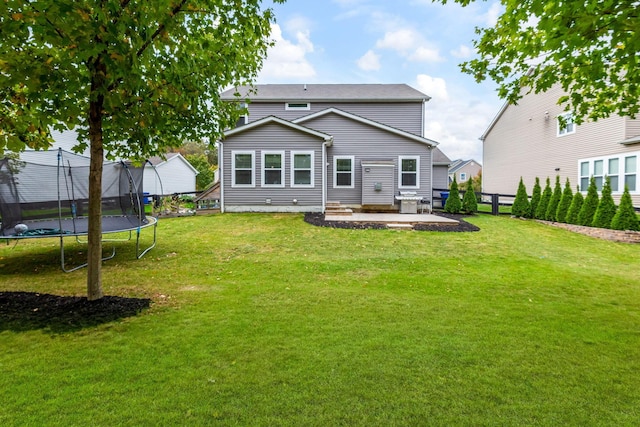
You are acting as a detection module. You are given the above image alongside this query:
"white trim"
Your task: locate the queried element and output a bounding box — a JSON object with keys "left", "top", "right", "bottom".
{"left": 285, "top": 102, "right": 311, "bottom": 111}
{"left": 231, "top": 150, "right": 255, "bottom": 188}
{"left": 218, "top": 142, "right": 224, "bottom": 212}
{"left": 578, "top": 151, "right": 639, "bottom": 193}
{"left": 291, "top": 151, "right": 315, "bottom": 188}
{"left": 261, "top": 150, "right": 285, "bottom": 188}
{"left": 224, "top": 116, "right": 332, "bottom": 144}
{"left": 557, "top": 112, "right": 576, "bottom": 137}
{"left": 398, "top": 155, "right": 420, "bottom": 189}
{"left": 333, "top": 156, "right": 355, "bottom": 188}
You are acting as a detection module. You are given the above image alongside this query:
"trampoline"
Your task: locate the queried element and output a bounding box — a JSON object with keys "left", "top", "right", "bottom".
{"left": 0, "top": 148, "right": 158, "bottom": 272}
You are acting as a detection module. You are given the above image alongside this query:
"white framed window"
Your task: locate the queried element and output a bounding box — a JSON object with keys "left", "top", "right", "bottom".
{"left": 232, "top": 151, "right": 255, "bottom": 187}
{"left": 460, "top": 172, "right": 467, "bottom": 182}
{"left": 291, "top": 151, "right": 314, "bottom": 187}
{"left": 399, "top": 156, "right": 420, "bottom": 189}
{"left": 557, "top": 112, "right": 576, "bottom": 136}
{"left": 579, "top": 152, "right": 639, "bottom": 193}
{"left": 334, "top": 156, "right": 354, "bottom": 188}
{"left": 261, "top": 151, "right": 285, "bottom": 187}
{"left": 285, "top": 102, "right": 310, "bottom": 111}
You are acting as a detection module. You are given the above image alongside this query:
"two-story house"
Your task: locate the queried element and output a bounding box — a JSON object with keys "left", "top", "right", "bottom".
{"left": 481, "top": 84, "right": 640, "bottom": 206}
{"left": 217, "top": 84, "right": 450, "bottom": 213}
{"left": 448, "top": 159, "right": 481, "bottom": 185}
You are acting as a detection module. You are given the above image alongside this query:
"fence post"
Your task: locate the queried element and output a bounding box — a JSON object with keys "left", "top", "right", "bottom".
{"left": 491, "top": 194, "right": 499, "bottom": 215}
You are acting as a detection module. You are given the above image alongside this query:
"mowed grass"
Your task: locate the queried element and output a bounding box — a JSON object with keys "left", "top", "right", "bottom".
{"left": 1, "top": 213, "right": 639, "bottom": 426}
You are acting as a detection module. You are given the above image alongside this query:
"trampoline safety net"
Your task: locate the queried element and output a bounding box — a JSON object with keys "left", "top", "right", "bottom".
{"left": 0, "top": 149, "right": 147, "bottom": 236}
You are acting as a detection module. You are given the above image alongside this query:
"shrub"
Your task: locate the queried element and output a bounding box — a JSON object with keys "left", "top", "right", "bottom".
{"left": 530, "top": 177, "right": 542, "bottom": 218}
{"left": 444, "top": 176, "right": 462, "bottom": 214}
{"left": 577, "top": 176, "right": 599, "bottom": 226}
{"left": 592, "top": 176, "right": 617, "bottom": 228}
{"left": 511, "top": 177, "right": 530, "bottom": 218}
{"left": 555, "top": 178, "right": 573, "bottom": 223}
{"left": 534, "top": 177, "right": 552, "bottom": 220}
{"left": 610, "top": 186, "right": 640, "bottom": 231}
{"left": 461, "top": 176, "right": 478, "bottom": 214}
{"left": 565, "top": 188, "right": 584, "bottom": 225}
{"left": 545, "top": 175, "right": 562, "bottom": 221}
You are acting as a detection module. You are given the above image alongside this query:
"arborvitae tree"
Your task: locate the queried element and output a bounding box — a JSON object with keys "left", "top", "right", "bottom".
{"left": 535, "top": 177, "right": 552, "bottom": 219}
{"left": 445, "top": 176, "right": 462, "bottom": 214}
{"left": 511, "top": 177, "right": 531, "bottom": 218}
{"left": 577, "top": 176, "right": 599, "bottom": 226}
{"left": 462, "top": 176, "right": 478, "bottom": 214}
{"left": 610, "top": 186, "right": 640, "bottom": 231}
{"left": 592, "top": 176, "right": 617, "bottom": 228}
{"left": 530, "top": 177, "right": 542, "bottom": 219}
{"left": 556, "top": 178, "right": 573, "bottom": 223}
{"left": 545, "top": 175, "right": 562, "bottom": 221}
{"left": 565, "top": 187, "right": 584, "bottom": 225}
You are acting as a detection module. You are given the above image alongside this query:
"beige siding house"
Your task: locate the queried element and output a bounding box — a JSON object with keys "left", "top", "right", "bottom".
{"left": 481, "top": 84, "right": 640, "bottom": 206}
{"left": 448, "top": 159, "right": 481, "bottom": 185}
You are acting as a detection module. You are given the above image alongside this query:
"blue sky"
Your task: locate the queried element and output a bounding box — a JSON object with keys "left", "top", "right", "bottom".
{"left": 257, "top": 0, "right": 506, "bottom": 163}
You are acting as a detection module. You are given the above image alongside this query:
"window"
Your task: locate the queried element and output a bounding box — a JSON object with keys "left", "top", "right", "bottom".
{"left": 334, "top": 156, "right": 354, "bottom": 188}
{"left": 593, "top": 160, "right": 604, "bottom": 190}
{"left": 460, "top": 172, "right": 467, "bottom": 182}
{"left": 579, "top": 161, "right": 589, "bottom": 191}
{"left": 232, "top": 151, "right": 254, "bottom": 187}
{"left": 291, "top": 151, "right": 314, "bottom": 187}
{"left": 262, "top": 151, "right": 285, "bottom": 187}
{"left": 557, "top": 112, "right": 576, "bottom": 136}
{"left": 285, "top": 102, "right": 310, "bottom": 111}
{"left": 399, "top": 156, "right": 420, "bottom": 188}
{"left": 625, "top": 156, "right": 637, "bottom": 192}
{"left": 608, "top": 158, "right": 619, "bottom": 192}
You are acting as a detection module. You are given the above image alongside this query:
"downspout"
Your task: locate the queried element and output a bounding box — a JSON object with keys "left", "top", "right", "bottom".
{"left": 218, "top": 141, "right": 224, "bottom": 213}
{"left": 322, "top": 138, "right": 332, "bottom": 213}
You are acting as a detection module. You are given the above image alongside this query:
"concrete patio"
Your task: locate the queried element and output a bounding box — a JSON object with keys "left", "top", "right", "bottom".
{"left": 324, "top": 212, "right": 459, "bottom": 225}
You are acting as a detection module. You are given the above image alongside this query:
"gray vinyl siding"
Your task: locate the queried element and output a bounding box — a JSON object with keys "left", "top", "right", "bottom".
{"left": 300, "top": 113, "right": 433, "bottom": 205}
{"left": 483, "top": 84, "right": 640, "bottom": 205}
{"left": 247, "top": 102, "right": 423, "bottom": 136}
{"left": 221, "top": 122, "right": 325, "bottom": 210}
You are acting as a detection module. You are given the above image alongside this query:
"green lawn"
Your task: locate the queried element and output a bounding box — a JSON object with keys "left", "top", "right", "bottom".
{"left": 1, "top": 214, "right": 639, "bottom": 426}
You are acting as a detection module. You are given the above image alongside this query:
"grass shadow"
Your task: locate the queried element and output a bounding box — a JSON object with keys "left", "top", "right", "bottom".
{"left": 0, "top": 291, "right": 151, "bottom": 334}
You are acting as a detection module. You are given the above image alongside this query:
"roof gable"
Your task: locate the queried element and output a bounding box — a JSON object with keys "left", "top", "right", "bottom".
{"left": 293, "top": 108, "right": 438, "bottom": 147}
{"left": 146, "top": 152, "right": 199, "bottom": 175}
{"left": 223, "top": 116, "right": 333, "bottom": 144}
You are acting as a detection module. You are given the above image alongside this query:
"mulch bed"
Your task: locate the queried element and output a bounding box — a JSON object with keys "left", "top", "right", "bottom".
{"left": 0, "top": 291, "right": 151, "bottom": 333}
{"left": 304, "top": 212, "right": 480, "bottom": 232}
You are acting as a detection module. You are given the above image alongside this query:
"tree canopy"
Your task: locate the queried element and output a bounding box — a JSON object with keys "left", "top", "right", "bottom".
{"left": 1, "top": 0, "right": 282, "bottom": 299}
{"left": 441, "top": 0, "right": 639, "bottom": 123}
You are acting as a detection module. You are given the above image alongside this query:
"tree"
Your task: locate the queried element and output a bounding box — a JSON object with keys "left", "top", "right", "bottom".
{"left": 444, "top": 176, "right": 462, "bottom": 214}
{"left": 555, "top": 178, "right": 573, "bottom": 223}
{"left": 438, "top": 0, "right": 640, "bottom": 124}
{"left": 577, "top": 177, "right": 599, "bottom": 226}
{"left": 511, "top": 177, "right": 530, "bottom": 218}
{"left": 186, "top": 153, "right": 214, "bottom": 191}
{"left": 545, "top": 176, "right": 562, "bottom": 222}
{"left": 610, "top": 186, "right": 640, "bottom": 231}
{"left": 530, "top": 177, "right": 542, "bottom": 219}
{"left": 534, "top": 178, "right": 552, "bottom": 220}
{"left": 1, "top": 1, "right": 282, "bottom": 300}
{"left": 565, "top": 188, "right": 584, "bottom": 225}
{"left": 461, "top": 176, "right": 478, "bottom": 214}
{"left": 592, "top": 176, "right": 617, "bottom": 229}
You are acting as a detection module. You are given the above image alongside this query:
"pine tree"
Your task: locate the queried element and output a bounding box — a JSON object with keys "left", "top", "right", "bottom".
{"left": 577, "top": 176, "right": 599, "bottom": 226}
{"left": 610, "top": 186, "right": 640, "bottom": 231}
{"left": 461, "top": 176, "right": 478, "bottom": 214}
{"left": 511, "top": 177, "right": 530, "bottom": 218}
{"left": 530, "top": 177, "right": 542, "bottom": 219}
{"left": 545, "top": 175, "right": 562, "bottom": 221}
{"left": 535, "top": 177, "right": 552, "bottom": 220}
{"left": 555, "top": 178, "right": 573, "bottom": 223}
{"left": 565, "top": 188, "right": 584, "bottom": 225}
{"left": 592, "top": 176, "right": 617, "bottom": 228}
{"left": 444, "top": 176, "right": 462, "bottom": 214}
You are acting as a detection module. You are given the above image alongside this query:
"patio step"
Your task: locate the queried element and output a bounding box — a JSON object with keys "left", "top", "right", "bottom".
{"left": 325, "top": 201, "right": 352, "bottom": 216}
{"left": 386, "top": 223, "right": 414, "bottom": 230}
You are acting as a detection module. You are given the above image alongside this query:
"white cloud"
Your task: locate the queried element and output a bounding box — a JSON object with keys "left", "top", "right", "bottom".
{"left": 357, "top": 50, "right": 381, "bottom": 71}
{"left": 376, "top": 29, "right": 418, "bottom": 52}
{"left": 416, "top": 74, "right": 448, "bottom": 102}
{"left": 259, "top": 24, "right": 316, "bottom": 81}
{"left": 484, "top": 2, "right": 502, "bottom": 27}
{"left": 408, "top": 46, "right": 444, "bottom": 63}
{"left": 451, "top": 44, "right": 473, "bottom": 59}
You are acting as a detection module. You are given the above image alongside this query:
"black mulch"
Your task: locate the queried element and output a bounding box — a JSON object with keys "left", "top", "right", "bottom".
{"left": 304, "top": 212, "right": 480, "bottom": 232}
{"left": 0, "top": 291, "right": 151, "bottom": 333}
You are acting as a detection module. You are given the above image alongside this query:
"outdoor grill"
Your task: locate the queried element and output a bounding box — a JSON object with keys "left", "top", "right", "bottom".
{"left": 395, "top": 191, "right": 423, "bottom": 214}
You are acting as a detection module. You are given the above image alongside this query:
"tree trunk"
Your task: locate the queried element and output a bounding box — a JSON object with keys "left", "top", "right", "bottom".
{"left": 86, "top": 57, "right": 106, "bottom": 301}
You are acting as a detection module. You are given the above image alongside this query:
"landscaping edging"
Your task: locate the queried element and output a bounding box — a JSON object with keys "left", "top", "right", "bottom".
{"left": 537, "top": 220, "right": 640, "bottom": 243}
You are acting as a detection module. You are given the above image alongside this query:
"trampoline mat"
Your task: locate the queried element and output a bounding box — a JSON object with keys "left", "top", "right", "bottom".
{"left": 1, "top": 216, "right": 154, "bottom": 238}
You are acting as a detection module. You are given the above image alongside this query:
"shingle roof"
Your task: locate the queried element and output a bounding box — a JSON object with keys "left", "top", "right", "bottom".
{"left": 220, "top": 84, "right": 430, "bottom": 102}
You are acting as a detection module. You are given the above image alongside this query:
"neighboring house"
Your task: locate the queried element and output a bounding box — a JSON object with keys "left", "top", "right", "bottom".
{"left": 448, "top": 159, "right": 481, "bottom": 185}
{"left": 217, "top": 84, "right": 451, "bottom": 213}
{"left": 145, "top": 153, "right": 198, "bottom": 196}
{"left": 481, "top": 84, "right": 640, "bottom": 206}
